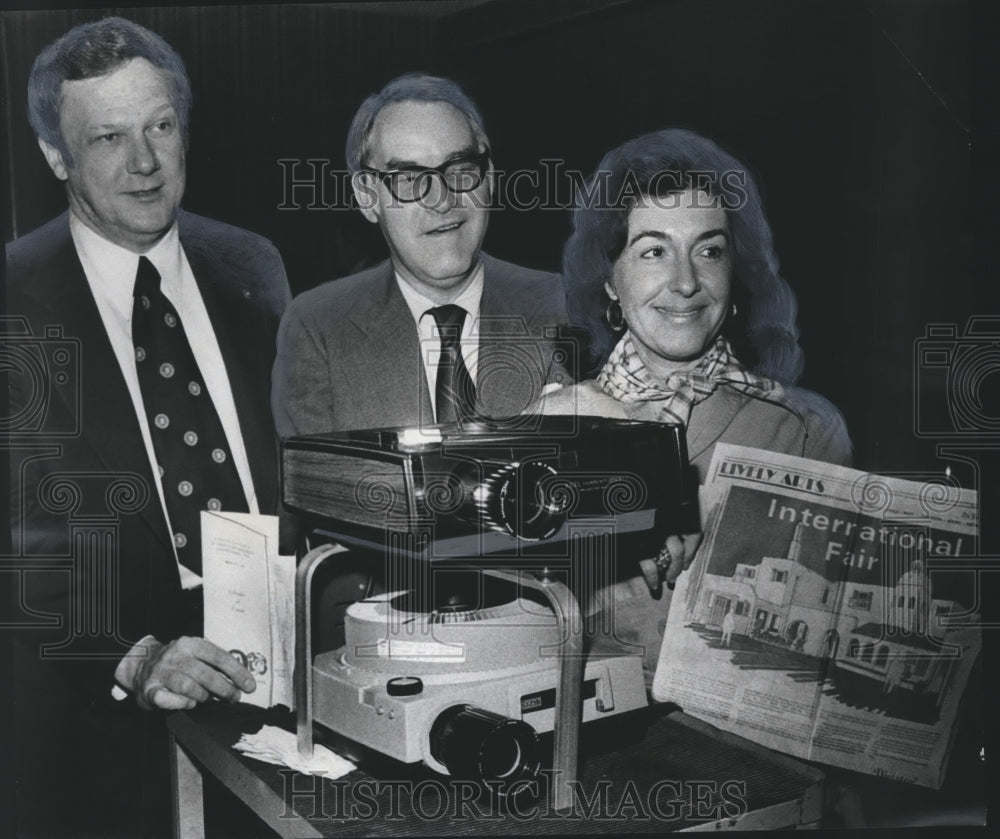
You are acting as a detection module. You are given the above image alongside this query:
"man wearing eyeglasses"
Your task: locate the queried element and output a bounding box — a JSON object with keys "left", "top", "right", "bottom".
{"left": 272, "top": 73, "right": 569, "bottom": 438}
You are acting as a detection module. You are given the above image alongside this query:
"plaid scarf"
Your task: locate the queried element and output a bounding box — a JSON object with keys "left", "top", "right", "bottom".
{"left": 596, "top": 333, "right": 774, "bottom": 427}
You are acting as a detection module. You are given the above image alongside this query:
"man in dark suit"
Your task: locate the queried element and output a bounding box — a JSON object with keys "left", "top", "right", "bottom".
{"left": 5, "top": 18, "right": 290, "bottom": 837}
{"left": 272, "top": 73, "right": 568, "bottom": 438}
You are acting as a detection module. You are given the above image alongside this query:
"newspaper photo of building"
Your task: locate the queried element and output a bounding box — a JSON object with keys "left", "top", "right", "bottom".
{"left": 654, "top": 445, "right": 980, "bottom": 786}
{"left": 688, "top": 518, "right": 968, "bottom": 724}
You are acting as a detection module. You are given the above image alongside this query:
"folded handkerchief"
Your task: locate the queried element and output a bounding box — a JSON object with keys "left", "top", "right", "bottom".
{"left": 234, "top": 725, "right": 355, "bottom": 778}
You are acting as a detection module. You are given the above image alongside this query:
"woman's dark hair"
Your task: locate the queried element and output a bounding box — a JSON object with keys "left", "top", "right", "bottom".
{"left": 562, "top": 128, "right": 803, "bottom": 383}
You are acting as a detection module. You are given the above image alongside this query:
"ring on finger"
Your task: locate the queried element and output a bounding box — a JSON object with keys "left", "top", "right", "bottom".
{"left": 654, "top": 545, "right": 673, "bottom": 576}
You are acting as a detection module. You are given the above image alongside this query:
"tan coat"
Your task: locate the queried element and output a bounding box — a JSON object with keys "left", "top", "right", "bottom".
{"left": 537, "top": 377, "right": 852, "bottom": 683}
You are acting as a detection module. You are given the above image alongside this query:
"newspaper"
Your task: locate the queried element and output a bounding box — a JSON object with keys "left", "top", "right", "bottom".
{"left": 651, "top": 444, "right": 981, "bottom": 789}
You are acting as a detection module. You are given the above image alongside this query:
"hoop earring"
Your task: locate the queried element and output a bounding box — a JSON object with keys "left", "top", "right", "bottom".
{"left": 606, "top": 299, "right": 626, "bottom": 331}
{"left": 730, "top": 302, "right": 738, "bottom": 319}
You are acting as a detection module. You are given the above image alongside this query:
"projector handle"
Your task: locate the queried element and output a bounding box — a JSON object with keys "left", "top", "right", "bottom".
{"left": 488, "top": 568, "right": 583, "bottom": 814}
{"left": 294, "top": 552, "right": 583, "bottom": 811}
{"left": 296, "top": 542, "right": 348, "bottom": 758}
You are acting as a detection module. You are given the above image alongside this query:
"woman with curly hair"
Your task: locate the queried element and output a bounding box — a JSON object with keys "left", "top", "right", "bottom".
{"left": 538, "top": 128, "right": 852, "bottom": 681}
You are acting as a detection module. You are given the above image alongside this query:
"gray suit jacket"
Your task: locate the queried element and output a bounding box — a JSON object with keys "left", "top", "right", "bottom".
{"left": 539, "top": 377, "right": 852, "bottom": 682}
{"left": 272, "top": 254, "right": 569, "bottom": 437}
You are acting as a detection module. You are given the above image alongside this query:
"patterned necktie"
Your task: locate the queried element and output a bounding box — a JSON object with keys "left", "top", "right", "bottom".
{"left": 132, "top": 256, "right": 248, "bottom": 573}
{"left": 430, "top": 304, "right": 477, "bottom": 424}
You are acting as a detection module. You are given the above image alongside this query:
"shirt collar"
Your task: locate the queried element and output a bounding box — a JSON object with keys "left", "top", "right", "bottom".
{"left": 69, "top": 212, "right": 183, "bottom": 316}
{"left": 395, "top": 260, "right": 485, "bottom": 329}
{"left": 142, "top": 224, "right": 184, "bottom": 298}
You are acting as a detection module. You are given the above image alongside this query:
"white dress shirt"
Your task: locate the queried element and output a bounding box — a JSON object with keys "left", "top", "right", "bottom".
{"left": 70, "top": 213, "right": 259, "bottom": 587}
{"left": 395, "top": 260, "right": 485, "bottom": 419}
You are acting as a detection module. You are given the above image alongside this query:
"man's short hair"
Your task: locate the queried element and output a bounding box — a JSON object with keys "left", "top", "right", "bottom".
{"left": 345, "top": 72, "right": 488, "bottom": 175}
{"left": 28, "top": 16, "right": 192, "bottom": 163}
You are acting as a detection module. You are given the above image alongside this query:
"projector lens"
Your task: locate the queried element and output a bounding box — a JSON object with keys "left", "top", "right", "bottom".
{"left": 452, "top": 460, "right": 569, "bottom": 540}
{"left": 430, "top": 705, "right": 540, "bottom": 785}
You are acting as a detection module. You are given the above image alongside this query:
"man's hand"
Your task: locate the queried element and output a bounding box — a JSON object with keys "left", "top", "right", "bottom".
{"left": 639, "top": 532, "right": 703, "bottom": 593}
{"left": 129, "top": 636, "right": 256, "bottom": 710}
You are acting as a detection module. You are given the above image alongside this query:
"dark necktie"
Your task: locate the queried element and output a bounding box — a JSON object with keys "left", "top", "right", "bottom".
{"left": 430, "top": 304, "right": 477, "bottom": 424}
{"left": 132, "top": 256, "right": 248, "bottom": 573}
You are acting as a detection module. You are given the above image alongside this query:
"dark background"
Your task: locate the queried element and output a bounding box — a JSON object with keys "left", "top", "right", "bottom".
{"left": 1, "top": 0, "right": 993, "bottom": 478}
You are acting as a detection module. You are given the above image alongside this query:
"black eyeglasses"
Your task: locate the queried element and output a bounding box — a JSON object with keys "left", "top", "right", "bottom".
{"left": 363, "top": 146, "right": 491, "bottom": 203}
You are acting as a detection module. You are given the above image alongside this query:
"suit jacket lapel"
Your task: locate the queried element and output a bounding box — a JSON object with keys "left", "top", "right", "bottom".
{"left": 346, "top": 264, "right": 433, "bottom": 426}
{"left": 477, "top": 255, "right": 549, "bottom": 418}
{"left": 686, "top": 387, "right": 746, "bottom": 463}
{"left": 18, "top": 217, "right": 166, "bottom": 539}
{"left": 479, "top": 254, "right": 512, "bottom": 324}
